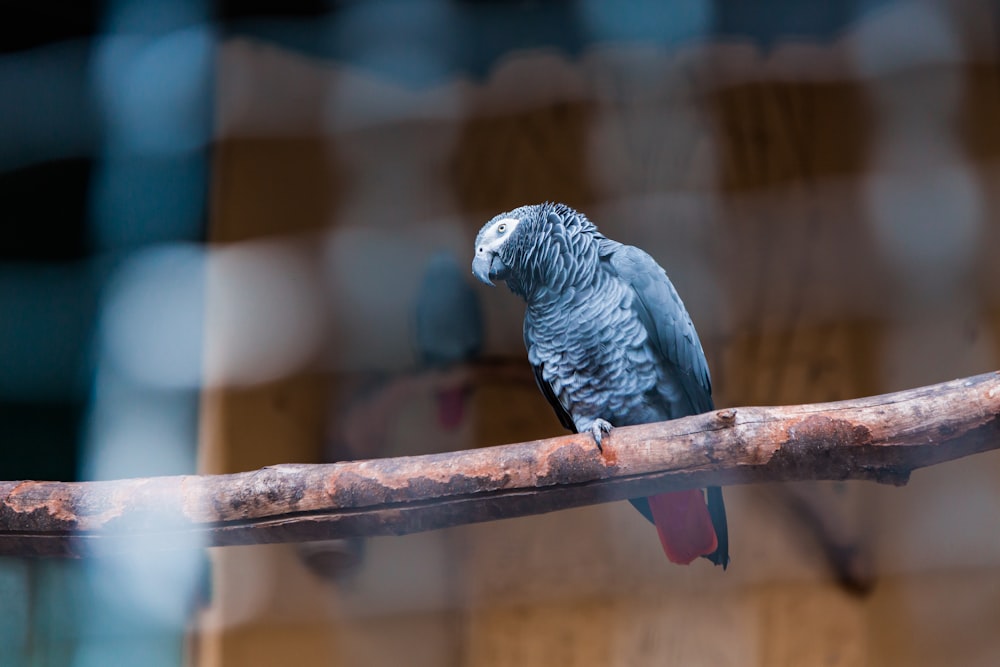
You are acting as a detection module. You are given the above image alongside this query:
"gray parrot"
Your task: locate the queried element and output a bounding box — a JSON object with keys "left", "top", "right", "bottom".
{"left": 414, "top": 251, "right": 484, "bottom": 429}
{"left": 472, "top": 203, "right": 728, "bottom": 567}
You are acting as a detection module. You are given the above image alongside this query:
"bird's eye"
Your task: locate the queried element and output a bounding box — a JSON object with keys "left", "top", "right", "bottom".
{"left": 497, "top": 223, "right": 507, "bottom": 234}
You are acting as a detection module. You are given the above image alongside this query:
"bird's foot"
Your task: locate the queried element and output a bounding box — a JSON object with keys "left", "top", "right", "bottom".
{"left": 589, "top": 419, "right": 613, "bottom": 451}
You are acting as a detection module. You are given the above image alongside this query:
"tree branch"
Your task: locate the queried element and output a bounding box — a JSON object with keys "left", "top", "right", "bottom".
{"left": 2, "top": 372, "right": 999, "bottom": 557}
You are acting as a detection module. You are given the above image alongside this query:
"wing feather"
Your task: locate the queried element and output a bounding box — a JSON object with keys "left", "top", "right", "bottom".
{"left": 601, "top": 239, "right": 729, "bottom": 568}
{"left": 601, "top": 241, "right": 713, "bottom": 414}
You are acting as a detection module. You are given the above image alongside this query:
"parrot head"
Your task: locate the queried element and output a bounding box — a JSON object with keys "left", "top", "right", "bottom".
{"left": 472, "top": 203, "right": 600, "bottom": 297}
{"left": 471, "top": 210, "right": 526, "bottom": 286}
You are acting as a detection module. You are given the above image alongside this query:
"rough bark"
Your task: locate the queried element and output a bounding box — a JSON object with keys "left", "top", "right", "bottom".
{"left": 2, "top": 372, "right": 998, "bottom": 557}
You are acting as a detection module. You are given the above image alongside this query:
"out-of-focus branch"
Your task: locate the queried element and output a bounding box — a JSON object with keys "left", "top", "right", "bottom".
{"left": 2, "top": 372, "right": 998, "bottom": 558}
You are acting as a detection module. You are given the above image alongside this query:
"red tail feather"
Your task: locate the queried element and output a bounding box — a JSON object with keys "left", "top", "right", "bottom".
{"left": 648, "top": 489, "right": 718, "bottom": 565}
{"left": 436, "top": 388, "right": 466, "bottom": 430}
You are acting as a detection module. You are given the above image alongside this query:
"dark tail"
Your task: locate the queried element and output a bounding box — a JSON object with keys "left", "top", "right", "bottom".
{"left": 703, "top": 486, "right": 729, "bottom": 569}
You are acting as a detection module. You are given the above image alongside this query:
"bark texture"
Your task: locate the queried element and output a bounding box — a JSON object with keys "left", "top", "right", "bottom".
{"left": 2, "top": 372, "right": 998, "bottom": 557}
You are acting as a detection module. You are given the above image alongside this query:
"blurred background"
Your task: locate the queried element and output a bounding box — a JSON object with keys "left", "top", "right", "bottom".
{"left": 1, "top": 0, "right": 999, "bottom": 665}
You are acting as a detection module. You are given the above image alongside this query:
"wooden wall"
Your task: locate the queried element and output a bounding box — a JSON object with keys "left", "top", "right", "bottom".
{"left": 196, "top": 15, "right": 1000, "bottom": 666}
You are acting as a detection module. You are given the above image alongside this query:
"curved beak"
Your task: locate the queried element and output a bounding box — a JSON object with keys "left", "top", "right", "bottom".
{"left": 472, "top": 252, "right": 508, "bottom": 286}
{"left": 472, "top": 253, "right": 494, "bottom": 286}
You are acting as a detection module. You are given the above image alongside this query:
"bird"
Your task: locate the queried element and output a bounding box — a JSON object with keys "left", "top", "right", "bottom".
{"left": 413, "top": 251, "right": 484, "bottom": 429}
{"left": 471, "top": 202, "right": 728, "bottom": 568}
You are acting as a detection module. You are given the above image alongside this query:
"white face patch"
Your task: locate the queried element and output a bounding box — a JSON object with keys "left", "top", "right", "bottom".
{"left": 478, "top": 217, "right": 521, "bottom": 253}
